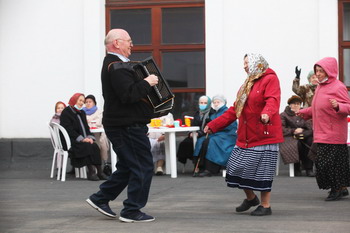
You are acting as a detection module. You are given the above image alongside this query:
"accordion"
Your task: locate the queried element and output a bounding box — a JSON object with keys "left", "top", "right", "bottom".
{"left": 132, "top": 57, "right": 175, "bottom": 113}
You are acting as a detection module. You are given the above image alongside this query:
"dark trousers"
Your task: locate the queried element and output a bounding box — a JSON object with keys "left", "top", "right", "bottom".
{"left": 295, "top": 136, "right": 314, "bottom": 171}
{"left": 90, "top": 125, "right": 154, "bottom": 215}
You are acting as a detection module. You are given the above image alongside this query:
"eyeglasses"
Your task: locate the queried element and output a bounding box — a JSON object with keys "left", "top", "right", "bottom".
{"left": 116, "top": 38, "right": 133, "bottom": 45}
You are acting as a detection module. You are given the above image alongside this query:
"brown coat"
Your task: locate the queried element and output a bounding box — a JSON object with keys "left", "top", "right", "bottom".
{"left": 279, "top": 106, "right": 313, "bottom": 164}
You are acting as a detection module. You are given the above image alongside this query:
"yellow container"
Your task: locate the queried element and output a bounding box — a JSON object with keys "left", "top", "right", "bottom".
{"left": 184, "top": 117, "right": 192, "bottom": 127}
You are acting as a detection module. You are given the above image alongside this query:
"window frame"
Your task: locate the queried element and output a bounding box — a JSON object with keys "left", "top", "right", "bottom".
{"left": 338, "top": 0, "right": 350, "bottom": 88}
{"left": 105, "top": 0, "right": 205, "bottom": 94}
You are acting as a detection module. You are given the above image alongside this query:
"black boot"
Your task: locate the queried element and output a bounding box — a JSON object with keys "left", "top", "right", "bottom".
{"left": 96, "top": 165, "right": 108, "bottom": 180}
{"left": 87, "top": 165, "right": 99, "bottom": 181}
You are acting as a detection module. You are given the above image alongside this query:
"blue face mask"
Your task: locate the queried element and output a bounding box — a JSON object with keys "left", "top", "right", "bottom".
{"left": 199, "top": 104, "right": 207, "bottom": 111}
{"left": 74, "top": 105, "right": 83, "bottom": 110}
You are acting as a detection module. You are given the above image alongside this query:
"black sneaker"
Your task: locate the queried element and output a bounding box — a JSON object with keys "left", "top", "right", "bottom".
{"left": 251, "top": 205, "right": 272, "bottom": 216}
{"left": 119, "top": 211, "right": 155, "bottom": 223}
{"left": 86, "top": 198, "right": 117, "bottom": 218}
{"left": 236, "top": 195, "right": 260, "bottom": 212}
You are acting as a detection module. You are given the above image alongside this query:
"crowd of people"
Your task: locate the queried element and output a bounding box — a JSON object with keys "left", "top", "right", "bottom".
{"left": 49, "top": 28, "right": 349, "bottom": 222}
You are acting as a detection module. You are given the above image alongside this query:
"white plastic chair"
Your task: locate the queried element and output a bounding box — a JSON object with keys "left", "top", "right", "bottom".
{"left": 48, "top": 123, "right": 60, "bottom": 179}
{"left": 51, "top": 122, "right": 87, "bottom": 181}
{"left": 276, "top": 151, "right": 294, "bottom": 177}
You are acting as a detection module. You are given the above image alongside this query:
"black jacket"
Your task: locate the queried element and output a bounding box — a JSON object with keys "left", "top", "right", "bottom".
{"left": 101, "top": 54, "right": 155, "bottom": 127}
{"left": 60, "top": 106, "right": 94, "bottom": 144}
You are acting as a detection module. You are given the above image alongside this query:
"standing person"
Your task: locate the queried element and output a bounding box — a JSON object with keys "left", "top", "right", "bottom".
{"left": 83, "top": 94, "right": 110, "bottom": 175}
{"left": 86, "top": 28, "right": 159, "bottom": 222}
{"left": 50, "top": 101, "right": 66, "bottom": 124}
{"left": 280, "top": 95, "right": 314, "bottom": 177}
{"left": 293, "top": 67, "right": 319, "bottom": 108}
{"left": 298, "top": 57, "right": 350, "bottom": 201}
{"left": 204, "top": 53, "right": 283, "bottom": 216}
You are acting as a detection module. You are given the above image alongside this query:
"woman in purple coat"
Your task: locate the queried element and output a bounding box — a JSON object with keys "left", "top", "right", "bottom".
{"left": 298, "top": 57, "right": 350, "bottom": 201}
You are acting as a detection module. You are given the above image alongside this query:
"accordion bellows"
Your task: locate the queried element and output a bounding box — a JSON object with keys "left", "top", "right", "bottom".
{"left": 132, "top": 57, "right": 175, "bottom": 113}
{"left": 109, "top": 57, "right": 175, "bottom": 113}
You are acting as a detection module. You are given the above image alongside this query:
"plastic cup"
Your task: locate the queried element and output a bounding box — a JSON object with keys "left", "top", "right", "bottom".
{"left": 174, "top": 120, "right": 180, "bottom": 128}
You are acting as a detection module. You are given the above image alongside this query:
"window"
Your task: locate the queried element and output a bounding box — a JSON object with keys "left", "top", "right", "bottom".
{"left": 106, "top": 0, "right": 205, "bottom": 118}
{"left": 339, "top": 0, "right": 350, "bottom": 88}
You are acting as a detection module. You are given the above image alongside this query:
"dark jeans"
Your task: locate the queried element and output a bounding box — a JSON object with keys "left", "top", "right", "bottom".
{"left": 90, "top": 125, "right": 154, "bottom": 215}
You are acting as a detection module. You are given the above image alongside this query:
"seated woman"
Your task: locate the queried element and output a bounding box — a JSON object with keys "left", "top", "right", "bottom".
{"left": 280, "top": 95, "right": 315, "bottom": 177}
{"left": 148, "top": 132, "right": 165, "bottom": 175}
{"left": 60, "top": 93, "right": 108, "bottom": 181}
{"left": 177, "top": 95, "right": 214, "bottom": 168}
{"left": 83, "top": 94, "right": 110, "bottom": 175}
{"left": 193, "top": 95, "right": 238, "bottom": 177}
{"left": 50, "top": 101, "right": 66, "bottom": 124}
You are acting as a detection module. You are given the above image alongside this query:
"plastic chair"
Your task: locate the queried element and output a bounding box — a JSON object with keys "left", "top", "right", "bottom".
{"left": 276, "top": 151, "right": 294, "bottom": 177}
{"left": 48, "top": 123, "right": 60, "bottom": 179}
{"left": 51, "top": 122, "right": 87, "bottom": 181}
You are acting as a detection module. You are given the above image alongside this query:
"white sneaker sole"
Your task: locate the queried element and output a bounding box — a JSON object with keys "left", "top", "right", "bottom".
{"left": 86, "top": 198, "right": 117, "bottom": 218}
{"left": 119, "top": 216, "right": 155, "bottom": 223}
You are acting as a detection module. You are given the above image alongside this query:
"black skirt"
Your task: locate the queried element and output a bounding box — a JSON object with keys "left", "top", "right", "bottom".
{"left": 69, "top": 142, "right": 101, "bottom": 168}
{"left": 315, "top": 143, "right": 350, "bottom": 190}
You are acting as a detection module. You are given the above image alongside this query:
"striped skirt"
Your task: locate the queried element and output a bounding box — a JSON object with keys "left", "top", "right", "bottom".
{"left": 226, "top": 144, "right": 278, "bottom": 192}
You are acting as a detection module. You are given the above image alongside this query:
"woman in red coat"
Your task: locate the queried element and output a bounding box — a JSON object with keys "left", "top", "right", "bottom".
{"left": 205, "top": 53, "right": 283, "bottom": 216}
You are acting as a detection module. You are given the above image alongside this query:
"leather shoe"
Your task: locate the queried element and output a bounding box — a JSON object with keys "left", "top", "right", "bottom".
{"left": 325, "top": 189, "right": 342, "bottom": 201}
{"left": 342, "top": 188, "right": 349, "bottom": 197}
{"left": 251, "top": 205, "right": 272, "bottom": 216}
{"left": 236, "top": 195, "right": 260, "bottom": 212}
{"left": 97, "top": 173, "right": 108, "bottom": 180}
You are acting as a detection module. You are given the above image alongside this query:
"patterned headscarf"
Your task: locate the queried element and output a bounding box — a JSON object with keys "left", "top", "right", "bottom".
{"left": 234, "top": 53, "right": 269, "bottom": 118}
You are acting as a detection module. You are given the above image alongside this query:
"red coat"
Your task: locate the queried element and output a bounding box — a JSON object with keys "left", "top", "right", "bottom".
{"left": 207, "top": 68, "right": 284, "bottom": 148}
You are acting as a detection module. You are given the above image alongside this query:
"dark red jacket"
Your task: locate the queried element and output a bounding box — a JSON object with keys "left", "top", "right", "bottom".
{"left": 207, "top": 68, "right": 283, "bottom": 148}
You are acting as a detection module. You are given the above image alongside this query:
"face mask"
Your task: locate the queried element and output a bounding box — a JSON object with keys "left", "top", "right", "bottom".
{"left": 199, "top": 104, "right": 207, "bottom": 111}
{"left": 74, "top": 105, "right": 83, "bottom": 110}
{"left": 213, "top": 103, "right": 224, "bottom": 111}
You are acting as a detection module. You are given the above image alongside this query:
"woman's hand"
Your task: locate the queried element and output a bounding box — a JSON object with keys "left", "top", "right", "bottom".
{"left": 82, "top": 138, "right": 94, "bottom": 144}
{"left": 261, "top": 114, "right": 269, "bottom": 124}
{"left": 294, "top": 128, "right": 304, "bottom": 134}
{"left": 204, "top": 125, "right": 212, "bottom": 134}
{"left": 329, "top": 99, "right": 339, "bottom": 110}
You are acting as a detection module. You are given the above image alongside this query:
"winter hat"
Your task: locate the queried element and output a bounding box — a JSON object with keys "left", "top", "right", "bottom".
{"left": 212, "top": 95, "right": 227, "bottom": 105}
{"left": 287, "top": 95, "right": 303, "bottom": 105}
{"left": 85, "top": 94, "right": 97, "bottom": 105}
{"left": 306, "top": 70, "right": 315, "bottom": 83}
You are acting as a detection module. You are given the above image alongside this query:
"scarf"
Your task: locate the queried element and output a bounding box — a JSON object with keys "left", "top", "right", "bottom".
{"left": 198, "top": 95, "right": 212, "bottom": 130}
{"left": 83, "top": 105, "right": 98, "bottom": 115}
{"left": 234, "top": 53, "right": 269, "bottom": 118}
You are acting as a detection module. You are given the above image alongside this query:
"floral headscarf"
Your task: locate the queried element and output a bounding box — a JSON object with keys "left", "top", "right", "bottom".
{"left": 234, "top": 53, "right": 269, "bottom": 118}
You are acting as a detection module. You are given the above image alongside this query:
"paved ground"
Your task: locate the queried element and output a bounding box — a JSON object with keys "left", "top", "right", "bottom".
{"left": 0, "top": 163, "right": 349, "bottom": 233}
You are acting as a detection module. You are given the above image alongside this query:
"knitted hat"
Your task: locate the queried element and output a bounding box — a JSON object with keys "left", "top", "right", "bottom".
{"left": 212, "top": 95, "right": 227, "bottom": 105}
{"left": 287, "top": 95, "right": 303, "bottom": 105}
{"left": 85, "top": 94, "right": 96, "bottom": 105}
{"left": 307, "top": 70, "right": 315, "bottom": 83}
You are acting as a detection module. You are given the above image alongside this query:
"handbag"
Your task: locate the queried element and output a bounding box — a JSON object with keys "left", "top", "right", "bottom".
{"left": 279, "top": 136, "right": 299, "bottom": 164}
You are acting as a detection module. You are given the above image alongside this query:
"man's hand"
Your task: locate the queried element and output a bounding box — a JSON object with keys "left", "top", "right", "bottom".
{"left": 295, "top": 66, "right": 301, "bottom": 79}
{"left": 145, "top": 74, "right": 158, "bottom": 86}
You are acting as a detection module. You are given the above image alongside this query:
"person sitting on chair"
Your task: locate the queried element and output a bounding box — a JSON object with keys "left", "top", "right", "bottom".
{"left": 280, "top": 95, "right": 314, "bottom": 177}
{"left": 50, "top": 101, "right": 66, "bottom": 124}
{"left": 177, "top": 95, "right": 214, "bottom": 169}
{"left": 83, "top": 94, "right": 111, "bottom": 176}
{"left": 193, "top": 95, "right": 238, "bottom": 177}
{"left": 60, "top": 93, "right": 108, "bottom": 181}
